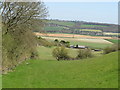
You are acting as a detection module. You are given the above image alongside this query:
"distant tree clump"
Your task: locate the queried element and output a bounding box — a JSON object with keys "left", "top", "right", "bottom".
{"left": 54, "top": 39, "right": 59, "bottom": 46}
{"left": 54, "top": 39, "right": 70, "bottom": 47}
{"left": 1, "top": 2, "right": 48, "bottom": 72}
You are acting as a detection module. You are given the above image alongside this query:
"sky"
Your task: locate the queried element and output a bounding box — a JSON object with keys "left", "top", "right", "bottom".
{"left": 44, "top": 2, "right": 118, "bottom": 24}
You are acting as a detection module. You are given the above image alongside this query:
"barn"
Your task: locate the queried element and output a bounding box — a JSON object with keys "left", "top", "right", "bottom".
{"left": 70, "top": 45, "right": 88, "bottom": 49}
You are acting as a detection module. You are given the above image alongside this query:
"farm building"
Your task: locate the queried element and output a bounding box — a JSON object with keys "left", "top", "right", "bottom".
{"left": 70, "top": 45, "right": 88, "bottom": 49}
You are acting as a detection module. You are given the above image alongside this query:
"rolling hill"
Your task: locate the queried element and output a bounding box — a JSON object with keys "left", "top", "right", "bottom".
{"left": 43, "top": 19, "right": 119, "bottom": 37}
{"left": 2, "top": 46, "right": 118, "bottom": 88}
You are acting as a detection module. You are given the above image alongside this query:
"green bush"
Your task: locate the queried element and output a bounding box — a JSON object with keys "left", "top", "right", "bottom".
{"left": 54, "top": 39, "right": 59, "bottom": 43}
{"left": 59, "top": 40, "right": 70, "bottom": 47}
{"left": 52, "top": 46, "right": 70, "bottom": 61}
{"left": 30, "top": 51, "right": 39, "bottom": 59}
{"left": 2, "top": 29, "right": 38, "bottom": 71}
{"left": 76, "top": 48, "right": 93, "bottom": 59}
{"left": 54, "top": 39, "right": 59, "bottom": 46}
{"left": 104, "top": 44, "right": 118, "bottom": 54}
{"left": 53, "top": 39, "right": 70, "bottom": 47}
{"left": 37, "top": 37, "right": 54, "bottom": 47}
{"left": 65, "top": 41, "right": 70, "bottom": 47}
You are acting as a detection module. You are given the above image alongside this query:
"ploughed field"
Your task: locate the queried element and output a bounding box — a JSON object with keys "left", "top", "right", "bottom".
{"left": 35, "top": 33, "right": 114, "bottom": 39}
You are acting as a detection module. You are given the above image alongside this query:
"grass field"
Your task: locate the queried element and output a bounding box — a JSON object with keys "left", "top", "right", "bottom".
{"left": 44, "top": 26, "right": 64, "bottom": 31}
{"left": 80, "top": 24, "right": 108, "bottom": 27}
{"left": 48, "top": 20, "right": 75, "bottom": 27}
{"left": 69, "top": 40, "right": 112, "bottom": 49}
{"left": 105, "top": 39, "right": 120, "bottom": 44}
{"left": 2, "top": 46, "right": 118, "bottom": 88}
{"left": 42, "top": 36, "right": 113, "bottom": 49}
{"left": 35, "top": 33, "right": 113, "bottom": 39}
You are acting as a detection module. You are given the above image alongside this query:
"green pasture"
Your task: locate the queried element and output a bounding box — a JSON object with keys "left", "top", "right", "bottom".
{"left": 69, "top": 40, "right": 112, "bottom": 49}
{"left": 48, "top": 20, "right": 75, "bottom": 27}
{"left": 81, "top": 24, "right": 108, "bottom": 27}
{"left": 2, "top": 46, "right": 118, "bottom": 88}
{"left": 44, "top": 26, "right": 64, "bottom": 31}
{"left": 105, "top": 39, "right": 120, "bottom": 44}
{"left": 43, "top": 36, "right": 113, "bottom": 49}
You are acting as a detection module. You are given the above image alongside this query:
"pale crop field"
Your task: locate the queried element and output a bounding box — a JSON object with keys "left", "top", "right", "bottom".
{"left": 79, "top": 29, "right": 102, "bottom": 32}
{"left": 35, "top": 33, "right": 114, "bottom": 48}
{"left": 42, "top": 36, "right": 113, "bottom": 49}
{"left": 42, "top": 36, "right": 113, "bottom": 44}
{"left": 103, "top": 32, "right": 120, "bottom": 36}
{"left": 35, "top": 33, "right": 113, "bottom": 39}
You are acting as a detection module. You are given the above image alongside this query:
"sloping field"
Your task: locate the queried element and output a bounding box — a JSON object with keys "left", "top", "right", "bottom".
{"left": 44, "top": 26, "right": 64, "bottom": 31}
{"left": 81, "top": 24, "right": 108, "bottom": 27}
{"left": 42, "top": 37, "right": 112, "bottom": 49}
{"left": 35, "top": 33, "right": 114, "bottom": 39}
{"left": 2, "top": 47, "right": 118, "bottom": 88}
{"left": 105, "top": 39, "right": 120, "bottom": 44}
{"left": 43, "top": 36, "right": 113, "bottom": 44}
{"left": 35, "top": 33, "right": 113, "bottom": 48}
{"left": 48, "top": 20, "right": 75, "bottom": 27}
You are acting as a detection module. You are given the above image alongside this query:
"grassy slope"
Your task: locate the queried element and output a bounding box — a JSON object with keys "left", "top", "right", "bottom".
{"left": 81, "top": 24, "right": 108, "bottom": 27}
{"left": 105, "top": 39, "right": 120, "bottom": 44}
{"left": 37, "top": 46, "right": 78, "bottom": 60}
{"left": 69, "top": 40, "right": 112, "bottom": 49}
{"left": 2, "top": 46, "right": 118, "bottom": 88}
{"left": 48, "top": 20, "right": 75, "bottom": 27}
{"left": 44, "top": 37, "right": 112, "bottom": 49}
{"left": 44, "top": 26, "right": 64, "bottom": 31}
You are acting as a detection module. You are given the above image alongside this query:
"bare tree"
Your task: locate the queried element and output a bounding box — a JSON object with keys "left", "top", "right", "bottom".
{"left": 0, "top": 2, "right": 48, "bottom": 34}
{"left": 1, "top": 2, "right": 48, "bottom": 72}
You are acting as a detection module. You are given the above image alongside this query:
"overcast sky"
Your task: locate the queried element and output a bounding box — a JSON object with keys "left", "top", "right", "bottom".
{"left": 44, "top": 2, "right": 118, "bottom": 24}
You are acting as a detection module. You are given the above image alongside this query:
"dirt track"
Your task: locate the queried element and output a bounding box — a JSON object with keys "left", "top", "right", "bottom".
{"left": 35, "top": 33, "right": 116, "bottom": 39}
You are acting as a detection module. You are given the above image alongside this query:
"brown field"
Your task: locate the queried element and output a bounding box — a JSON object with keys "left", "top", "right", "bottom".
{"left": 35, "top": 32, "right": 117, "bottom": 39}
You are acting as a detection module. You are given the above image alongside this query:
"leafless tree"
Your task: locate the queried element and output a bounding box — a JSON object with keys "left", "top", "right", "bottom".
{"left": 0, "top": 2, "right": 48, "bottom": 34}
{"left": 1, "top": 1, "right": 48, "bottom": 72}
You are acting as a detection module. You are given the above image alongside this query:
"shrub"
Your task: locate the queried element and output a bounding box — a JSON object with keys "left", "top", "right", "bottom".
{"left": 52, "top": 46, "right": 70, "bottom": 61}
{"left": 59, "top": 40, "right": 70, "bottom": 47}
{"left": 65, "top": 41, "right": 70, "bottom": 47}
{"left": 30, "top": 51, "right": 39, "bottom": 59}
{"left": 76, "top": 48, "right": 93, "bottom": 59}
{"left": 60, "top": 40, "right": 66, "bottom": 44}
{"left": 37, "top": 37, "right": 54, "bottom": 47}
{"left": 37, "top": 36, "right": 42, "bottom": 39}
{"left": 42, "top": 41, "right": 53, "bottom": 47}
{"left": 104, "top": 44, "right": 118, "bottom": 54}
{"left": 54, "top": 39, "right": 59, "bottom": 46}
{"left": 54, "top": 39, "right": 59, "bottom": 43}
